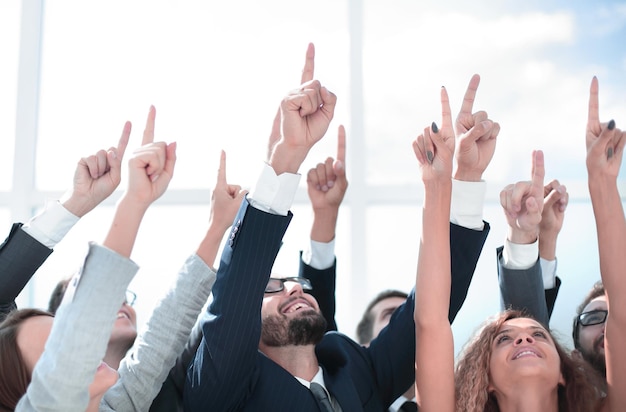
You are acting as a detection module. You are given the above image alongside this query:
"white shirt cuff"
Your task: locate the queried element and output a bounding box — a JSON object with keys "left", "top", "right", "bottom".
{"left": 450, "top": 179, "right": 486, "bottom": 230}
{"left": 302, "top": 238, "right": 335, "bottom": 270}
{"left": 21, "top": 199, "right": 79, "bottom": 248}
{"left": 539, "top": 257, "right": 557, "bottom": 289}
{"left": 248, "top": 163, "right": 301, "bottom": 216}
{"left": 502, "top": 239, "right": 538, "bottom": 270}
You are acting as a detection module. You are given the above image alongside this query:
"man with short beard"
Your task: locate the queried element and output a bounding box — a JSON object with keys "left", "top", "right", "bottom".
{"left": 572, "top": 281, "right": 607, "bottom": 377}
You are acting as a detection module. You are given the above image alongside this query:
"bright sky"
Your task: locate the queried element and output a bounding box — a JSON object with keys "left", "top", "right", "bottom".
{"left": 2, "top": 0, "right": 626, "bottom": 355}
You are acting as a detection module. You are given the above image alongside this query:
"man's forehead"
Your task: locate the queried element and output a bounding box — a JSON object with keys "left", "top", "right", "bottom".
{"left": 371, "top": 296, "right": 406, "bottom": 315}
{"left": 584, "top": 295, "right": 608, "bottom": 312}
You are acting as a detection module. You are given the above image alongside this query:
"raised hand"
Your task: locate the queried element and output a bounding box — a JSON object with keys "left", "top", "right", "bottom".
{"left": 586, "top": 76, "right": 626, "bottom": 180}
{"left": 126, "top": 106, "right": 177, "bottom": 207}
{"left": 500, "top": 150, "right": 545, "bottom": 244}
{"left": 306, "top": 125, "right": 348, "bottom": 243}
{"left": 307, "top": 125, "right": 348, "bottom": 211}
{"left": 209, "top": 150, "right": 248, "bottom": 232}
{"left": 267, "top": 43, "right": 315, "bottom": 162}
{"left": 412, "top": 86, "right": 455, "bottom": 182}
{"left": 538, "top": 179, "right": 568, "bottom": 259}
{"left": 269, "top": 44, "right": 337, "bottom": 175}
{"left": 454, "top": 74, "right": 500, "bottom": 182}
{"left": 61, "top": 122, "right": 131, "bottom": 217}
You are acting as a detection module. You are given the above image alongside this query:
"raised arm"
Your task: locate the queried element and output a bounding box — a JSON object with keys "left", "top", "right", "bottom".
{"left": 497, "top": 150, "right": 549, "bottom": 325}
{"left": 539, "top": 179, "right": 568, "bottom": 317}
{"left": 0, "top": 122, "right": 130, "bottom": 320}
{"left": 301, "top": 125, "right": 348, "bottom": 331}
{"left": 585, "top": 77, "right": 626, "bottom": 412}
{"left": 413, "top": 86, "right": 455, "bottom": 412}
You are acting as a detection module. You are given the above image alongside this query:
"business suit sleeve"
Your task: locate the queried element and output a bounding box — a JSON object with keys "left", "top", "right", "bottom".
{"left": 365, "top": 221, "right": 490, "bottom": 406}
{"left": 101, "top": 254, "right": 216, "bottom": 412}
{"left": 16, "top": 243, "right": 137, "bottom": 411}
{"left": 448, "top": 222, "right": 491, "bottom": 323}
{"left": 496, "top": 246, "right": 550, "bottom": 327}
{"left": 545, "top": 276, "right": 560, "bottom": 319}
{"left": 299, "top": 251, "right": 337, "bottom": 332}
{"left": 184, "top": 199, "right": 292, "bottom": 411}
{"left": 0, "top": 223, "right": 53, "bottom": 320}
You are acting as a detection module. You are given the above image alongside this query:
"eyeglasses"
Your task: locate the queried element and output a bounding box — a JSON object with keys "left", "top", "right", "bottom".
{"left": 265, "top": 277, "right": 312, "bottom": 293}
{"left": 125, "top": 290, "right": 137, "bottom": 306}
{"left": 577, "top": 309, "right": 608, "bottom": 327}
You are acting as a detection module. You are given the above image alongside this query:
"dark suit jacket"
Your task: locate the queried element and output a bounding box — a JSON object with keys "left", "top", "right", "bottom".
{"left": 496, "top": 246, "right": 561, "bottom": 327}
{"left": 0, "top": 223, "right": 53, "bottom": 321}
{"left": 185, "top": 199, "right": 488, "bottom": 411}
{"left": 301, "top": 222, "right": 489, "bottom": 333}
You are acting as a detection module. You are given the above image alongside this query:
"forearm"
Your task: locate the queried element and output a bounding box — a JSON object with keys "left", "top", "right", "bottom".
{"left": 19, "top": 244, "right": 137, "bottom": 411}
{"left": 415, "top": 181, "right": 452, "bottom": 326}
{"left": 196, "top": 224, "right": 228, "bottom": 270}
{"left": 310, "top": 207, "right": 338, "bottom": 243}
{"left": 103, "top": 255, "right": 216, "bottom": 411}
{"left": 103, "top": 196, "right": 148, "bottom": 257}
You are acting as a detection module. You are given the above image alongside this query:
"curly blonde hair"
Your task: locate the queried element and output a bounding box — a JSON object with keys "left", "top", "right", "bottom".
{"left": 454, "top": 310, "right": 604, "bottom": 412}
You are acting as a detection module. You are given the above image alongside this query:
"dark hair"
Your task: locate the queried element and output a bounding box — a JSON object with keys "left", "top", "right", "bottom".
{"left": 355, "top": 289, "right": 407, "bottom": 344}
{"left": 0, "top": 308, "right": 54, "bottom": 411}
{"left": 572, "top": 280, "right": 605, "bottom": 350}
{"left": 47, "top": 277, "right": 72, "bottom": 315}
{"left": 455, "top": 310, "right": 604, "bottom": 412}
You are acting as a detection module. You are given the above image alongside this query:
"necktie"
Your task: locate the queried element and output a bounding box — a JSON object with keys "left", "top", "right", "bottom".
{"left": 399, "top": 400, "right": 418, "bottom": 412}
{"left": 310, "top": 382, "right": 335, "bottom": 412}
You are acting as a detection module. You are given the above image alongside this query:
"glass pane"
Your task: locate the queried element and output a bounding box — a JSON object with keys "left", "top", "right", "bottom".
{"left": 363, "top": 0, "right": 626, "bottom": 187}
{"left": 36, "top": 0, "right": 348, "bottom": 191}
{"left": 0, "top": 1, "right": 20, "bottom": 190}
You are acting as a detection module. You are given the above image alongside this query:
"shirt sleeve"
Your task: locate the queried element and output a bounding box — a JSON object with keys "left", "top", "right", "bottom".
{"left": 21, "top": 199, "right": 79, "bottom": 248}
{"left": 248, "top": 163, "right": 301, "bottom": 216}
{"left": 539, "top": 257, "right": 557, "bottom": 289}
{"left": 302, "top": 238, "right": 336, "bottom": 270}
{"left": 450, "top": 179, "right": 486, "bottom": 230}
{"left": 501, "top": 239, "right": 539, "bottom": 270}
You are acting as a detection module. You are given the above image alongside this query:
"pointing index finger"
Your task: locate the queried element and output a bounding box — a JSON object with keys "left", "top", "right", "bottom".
{"left": 440, "top": 86, "right": 453, "bottom": 132}
{"left": 116, "top": 121, "right": 131, "bottom": 160}
{"left": 217, "top": 150, "right": 227, "bottom": 184}
{"left": 336, "top": 125, "right": 346, "bottom": 165}
{"left": 531, "top": 150, "right": 545, "bottom": 189}
{"left": 300, "top": 43, "right": 315, "bottom": 84}
{"left": 142, "top": 105, "right": 156, "bottom": 145}
{"left": 587, "top": 76, "right": 600, "bottom": 128}
{"left": 460, "top": 74, "right": 480, "bottom": 116}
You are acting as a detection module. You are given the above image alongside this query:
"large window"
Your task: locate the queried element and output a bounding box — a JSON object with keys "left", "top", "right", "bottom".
{"left": 4, "top": 0, "right": 626, "bottom": 353}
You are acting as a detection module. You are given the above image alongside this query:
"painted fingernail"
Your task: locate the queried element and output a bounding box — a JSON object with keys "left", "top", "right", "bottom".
{"left": 607, "top": 147, "right": 614, "bottom": 159}
{"left": 426, "top": 151, "right": 434, "bottom": 164}
{"left": 431, "top": 122, "right": 439, "bottom": 133}
{"left": 608, "top": 119, "right": 616, "bottom": 130}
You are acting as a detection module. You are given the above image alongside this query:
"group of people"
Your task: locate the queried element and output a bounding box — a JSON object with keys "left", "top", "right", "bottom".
{"left": 0, "top": 43, "right": 623, "bottom": 411}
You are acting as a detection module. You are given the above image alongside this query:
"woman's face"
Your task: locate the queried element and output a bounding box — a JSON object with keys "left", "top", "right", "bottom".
{"left": 488, "top": 317, "right": 564, "bottom": 393}
{"left": 17, "top": 315, "right": 118, "bottom": 399}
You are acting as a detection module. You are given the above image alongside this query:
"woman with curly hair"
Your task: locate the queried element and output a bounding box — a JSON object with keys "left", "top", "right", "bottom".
{"left": 413, "top": 76, "right": 625, "bottom": 412}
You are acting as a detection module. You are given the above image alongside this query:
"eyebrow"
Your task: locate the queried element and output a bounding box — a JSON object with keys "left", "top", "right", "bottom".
{"left": 496, "top": 326, "right": 548, "bottom": 337}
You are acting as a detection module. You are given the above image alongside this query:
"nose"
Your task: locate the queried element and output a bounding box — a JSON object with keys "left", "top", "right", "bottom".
{"left": 514, "top": 334, "right": 535, "bottom": 345}
{"left": 285, "top": 281, "right": 304, "bottom": 296}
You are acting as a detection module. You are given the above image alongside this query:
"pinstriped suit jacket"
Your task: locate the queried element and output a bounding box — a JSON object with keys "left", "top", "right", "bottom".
{"left": 185, "top": 199, "right": 489, "bottom": 412}
{"left": 0, "top": 223, "right": 52, "bottom": 321}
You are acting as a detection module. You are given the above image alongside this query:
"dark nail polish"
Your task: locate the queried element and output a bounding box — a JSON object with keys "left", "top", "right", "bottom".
{"left": 607, "top": 147, "right": 614, "bottom": 159}
{"left": 431, "top": 122, "right": 439, "bottom": 133}
{"left": 608, "top": 119, "right": 616, "bottom": 130}
{"left": 426, "top": 151, "right": 434, "bottom": 164}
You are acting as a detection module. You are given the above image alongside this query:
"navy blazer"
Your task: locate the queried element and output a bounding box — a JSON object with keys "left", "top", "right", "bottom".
{"left": 184, "top": 199, "right": 489, "bottom": 411}
{"left": 0, "top": 223, "right": 53, "bottom": 321}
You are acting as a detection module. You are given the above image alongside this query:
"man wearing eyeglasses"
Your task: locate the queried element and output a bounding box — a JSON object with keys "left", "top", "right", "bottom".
{"left": 572, "top": 281, "right": 607, "bottom": 377}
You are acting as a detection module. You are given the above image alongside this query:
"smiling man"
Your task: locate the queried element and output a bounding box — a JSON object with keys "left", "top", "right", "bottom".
{"left": 572, "top": 281, "right": 607, "bottom": 378}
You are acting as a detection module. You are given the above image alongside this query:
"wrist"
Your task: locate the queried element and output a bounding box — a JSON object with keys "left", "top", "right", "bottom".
{"left": 453, "top": 170, "right": 482, "bottom": 182}
{"left": 60, "top": 192, "right": 91, "bottom": 218}
{"left": 269, "top": 144, "right": 306, "bottom": 175}
{"left": 508, "top": 227, "right": 538, "bottom": 244}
